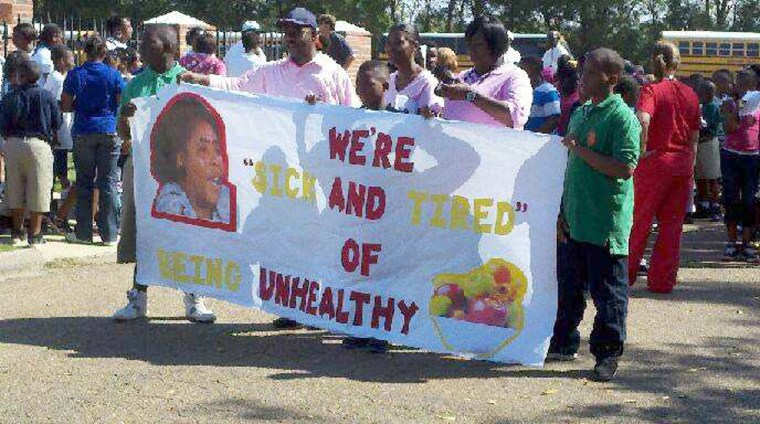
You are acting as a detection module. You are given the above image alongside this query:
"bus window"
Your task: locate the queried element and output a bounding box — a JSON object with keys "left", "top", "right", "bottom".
{"left": 692, "top": 42, "right": 704, "bottom": 55}
{"left": 748, "top": 43, "right": 759, "bottom": 58}
{"left": 719, "top": 43, "right": 731, "bottom": 56}
{"left": 705, "top": 42, "right": 717, "bottom": 56}
{"left": 678, "top": 41, "right": 690, "bottom": 55}
{"left": 732, "top": 43, "right": 745, "bottom": 56}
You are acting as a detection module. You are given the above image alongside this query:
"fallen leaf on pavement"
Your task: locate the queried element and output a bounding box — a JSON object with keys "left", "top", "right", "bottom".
{"left": 486, "top": 400, "right": 496, "bottom": 405}
{"left": 437, "top": 415, "right": 456, "bottom": 421}
{"left": 542, "top": 389, "right": 559, "bottom": 395}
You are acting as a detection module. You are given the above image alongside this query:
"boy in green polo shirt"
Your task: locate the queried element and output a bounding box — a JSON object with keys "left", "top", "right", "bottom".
{"left": 112, "top": 24, "right": 216, "bottom": 324}
{"left": 548, "top": 48, "right": 640, "bottom": 382}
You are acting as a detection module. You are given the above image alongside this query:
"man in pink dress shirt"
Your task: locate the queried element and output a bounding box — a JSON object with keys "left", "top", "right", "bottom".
{"left": 181, "top": 8, "right": 354, "bottom": 329}
{"left": 438, "top": 17, "right": 532, "bottom": 130}
{"left": 181, "top": 7, "right": 354, "bottom": 107}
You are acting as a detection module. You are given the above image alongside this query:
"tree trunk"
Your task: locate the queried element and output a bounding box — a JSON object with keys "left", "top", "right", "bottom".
{"left": 445, "top": 0, "right": 457, "bottom": 31}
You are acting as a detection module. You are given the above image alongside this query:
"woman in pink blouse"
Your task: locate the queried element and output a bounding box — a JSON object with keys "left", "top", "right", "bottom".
{"left": 179, "top": 33, "right": 226, "bottom": 76}
{"left": 438, "top": 17, "right": 532, "bottom": 130}
{"left": 383, "top": 23, "right": 444, "bottom": 116}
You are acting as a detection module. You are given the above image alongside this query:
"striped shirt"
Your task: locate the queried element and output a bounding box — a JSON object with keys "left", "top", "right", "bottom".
{"left": 525, "top": 81, "right": 561, "bottom": 132}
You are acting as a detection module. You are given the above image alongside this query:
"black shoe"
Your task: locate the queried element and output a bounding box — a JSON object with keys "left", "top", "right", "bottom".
{"left": 365, "top": 338, "right": 390, "bottom": 353}
{"left": 342, "top": 337, "right": 368, "bottom": 350}
{"left": 592, "top": 357, "right": 619, "bottom": 382}
{"left": 272, "top": 317, "right": 304, "bottom": 329}
{"left": 28, "top": 233, "right": 46, "bottom": 246}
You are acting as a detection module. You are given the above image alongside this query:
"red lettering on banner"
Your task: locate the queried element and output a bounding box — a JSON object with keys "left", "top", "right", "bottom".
{"left": 398, "top": 300, "right": 419, "bottom": 335}
{"left": 394, "top": 136, "right": 415, "bottom": 173}
{"left": 318, "top": 286, "right": 336, "bottom": 319}
{"left": 289, "top": 277, "right": 309, "bottom": 312}
{"left": 306, "top": 280, "right": 319, "bottom": 315}
{"left": 373, "top": 132, "right": 393, "bottom": 169}
{"left": 341, "top": 239, "right": 360, "bottom": 273}
{"left": 349, "top": 129, "right": 369, "bottom": 165}
{"left": 328, "top": 177, "right": 345, "bottom": 212}
{"left": 371, "top": 295, "right": 395, "bottom": 331}
{"left": 366, "top": 186, "right": 386, "bottom": 220}
{"left": 259, "top": 268, "right": 274, "bottom": 301}
{"left": 361, "top": 243, "right": 382, "bottom": 276}
{"left": 335, "top": 289, "right": 350, "bottom": 323}
{"left": 349, "top": 291, "right": 371, "bottom": 326}
{"left": 275, "top": 273, "right": 290, "bottom": 306}
{"left": 329, "top": 127, "right": 350, "bottom": 161}
{"left": 346, "top": 182, "right": 367, "bottom": 218}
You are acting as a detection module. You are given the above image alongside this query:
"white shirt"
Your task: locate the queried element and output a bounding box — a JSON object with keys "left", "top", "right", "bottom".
{"left": 31, "top": 45, "right": 54, "bottom": 85}
{"left": 501, "top": 47, "right": 522, "bottom": 66}
{"left": 542, "top": 44, "right": 571, "bottom": 73}
{"left": 43, "top": 70, "right": 73, "bottom": 150}
{"left": 106, "top": 37, "right": 128, "bottom": 51}
{"left": 224, "top": 41, "right": 267, "bottom": 77}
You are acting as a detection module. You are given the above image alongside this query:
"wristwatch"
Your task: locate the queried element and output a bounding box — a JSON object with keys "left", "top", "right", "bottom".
{"left": 465, "top": 90, "right": 478, "bottom": 103}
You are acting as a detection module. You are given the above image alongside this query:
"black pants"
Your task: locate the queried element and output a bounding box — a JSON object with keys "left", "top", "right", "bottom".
{"left": 550, "top": 238, "right": 629, "bottom": 360}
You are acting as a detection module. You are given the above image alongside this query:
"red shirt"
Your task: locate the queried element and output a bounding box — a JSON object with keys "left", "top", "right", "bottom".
{"left": 637, "top": 79, "right": 701, "bottom": 176}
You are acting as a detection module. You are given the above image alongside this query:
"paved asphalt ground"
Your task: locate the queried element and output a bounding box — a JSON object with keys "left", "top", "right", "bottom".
{"left": 0, "top": 223, "right": 757, "bottom": 423}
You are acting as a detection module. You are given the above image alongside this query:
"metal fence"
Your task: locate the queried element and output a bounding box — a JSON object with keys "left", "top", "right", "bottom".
{"left": 2, "top": 14, "right": 285, "bottom": 65}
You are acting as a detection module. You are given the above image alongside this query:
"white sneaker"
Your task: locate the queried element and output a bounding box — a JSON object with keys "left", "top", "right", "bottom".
{"left": 184, "top": 293, "right": 216, "bottom": 323}
{"left": 113, "top": 289, "right": 148, "bottom": 321}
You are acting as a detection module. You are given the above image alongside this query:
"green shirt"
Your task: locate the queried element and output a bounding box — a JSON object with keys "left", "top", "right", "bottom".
{"left": 120, "top": 63, "right": 185, "bottom": 107}
{"left": 562, "top": 93, "right": 641, "bottom": 255}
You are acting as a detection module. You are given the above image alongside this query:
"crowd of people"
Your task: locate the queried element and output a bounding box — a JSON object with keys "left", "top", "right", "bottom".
{"left": 0, "top": 7, "right": 758, "bottom": 383}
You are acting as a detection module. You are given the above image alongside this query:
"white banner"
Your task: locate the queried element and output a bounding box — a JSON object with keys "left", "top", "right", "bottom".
{"left": 131, "top": 84, "right": 566, "bottom": 365}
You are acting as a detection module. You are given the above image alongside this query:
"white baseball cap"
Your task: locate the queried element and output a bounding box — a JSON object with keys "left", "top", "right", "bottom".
{"left": 242, "top": 21, "right": 261, "bottom": 32}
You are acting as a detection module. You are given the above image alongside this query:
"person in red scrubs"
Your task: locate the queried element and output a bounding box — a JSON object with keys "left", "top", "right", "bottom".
{"left": 628, "top": 41, "right": 701, "bottom": 293}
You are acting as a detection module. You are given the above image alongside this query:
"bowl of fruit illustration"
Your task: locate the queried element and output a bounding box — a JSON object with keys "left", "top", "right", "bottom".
{"left": 429, "top": 259, "right": 527, "bottom": 357}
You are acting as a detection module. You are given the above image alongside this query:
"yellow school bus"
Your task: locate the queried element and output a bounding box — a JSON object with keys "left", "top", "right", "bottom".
{"left": 661, "top": 31, "right": 760, "bottom": 76}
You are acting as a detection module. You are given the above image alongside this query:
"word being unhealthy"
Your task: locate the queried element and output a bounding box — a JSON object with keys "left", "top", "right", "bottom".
{"left": 157, "top": 249, "right": 241, "bottom": 292}
{"left": 259, "top": 267, "right": 419, "bottom": 335}
{"left": 407, "top": 190, "right": 517, "bottom": 235}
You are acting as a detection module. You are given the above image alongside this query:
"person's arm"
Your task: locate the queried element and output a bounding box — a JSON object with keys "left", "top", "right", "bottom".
{"left": 439, "top": 83, "right": 515, "bottom": 127}
{"left": 536, "top": 115, "right": 559, "bottom": 134}
{"left": 563, "top": 135, "right": 635, "bottom": 179}
{"left": 60, "top": 92, "right": 74, "bottom": 113}
{"left": 636, "top": 110, "right": 651, "bottom": 153}
{"left": 723, "top": 106, "right": 740, "bottom": 133}
{"left": 342, "top": 54, "right": 355, "bottom": 71}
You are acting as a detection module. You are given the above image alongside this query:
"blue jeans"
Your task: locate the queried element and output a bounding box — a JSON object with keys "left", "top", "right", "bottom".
{"left": 550, "top": 239, "right": 629, "bottom": 360}
{"left": 73, "top": 133, "right": 121, "bottom": 242}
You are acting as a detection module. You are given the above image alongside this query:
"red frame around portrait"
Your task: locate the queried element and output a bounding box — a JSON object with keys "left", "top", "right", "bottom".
{"left": 149, "top": 92, "right": 237, "bottom": 233}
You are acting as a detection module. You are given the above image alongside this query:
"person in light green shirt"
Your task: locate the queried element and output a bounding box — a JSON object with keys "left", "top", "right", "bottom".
{"left": 113, "top": 24, "right": 216, "bottom": 324}
{"left": 548, "top": 48, "right": 640, "bottom": 383}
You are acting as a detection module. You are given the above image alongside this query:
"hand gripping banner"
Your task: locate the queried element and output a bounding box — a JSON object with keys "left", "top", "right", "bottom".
{"left": 131, "top": 84, "right": 567, "bottom": 365}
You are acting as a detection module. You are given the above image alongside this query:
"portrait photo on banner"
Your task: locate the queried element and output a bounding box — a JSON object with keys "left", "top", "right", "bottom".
{"left": 149, "top": 92, "right": 237, "bottom": 232}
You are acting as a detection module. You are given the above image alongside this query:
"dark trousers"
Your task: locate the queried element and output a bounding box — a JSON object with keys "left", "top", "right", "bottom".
{"left": 550, "top": 238, "right": 629, "bottom": 360}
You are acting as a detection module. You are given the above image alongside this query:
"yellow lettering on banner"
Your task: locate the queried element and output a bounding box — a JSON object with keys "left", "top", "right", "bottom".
{"left": 252, "top": 161, "right": 267, "bottom": 194}
{"left": 270, "top": 164, "right": 283, "bottom": 197}
{"left": 302, "top": 171, "right": 316, "bottom": 202}
{"left": 154, "top": 249, "right": 241, "bottom": 292}
{"left": 473, "top": 198, "right": 494, "bottom": 234}
{"left": 158, "top": 248, "right": 172, "bottom": 279}
{"left": 405, "top": 190, "right": 516, "bottom": 236}
{"left": 226, "top": 261, "right": 241, "bottom": 292}
{"left": 173, "top": 252, "right": 190, "bottom": 283}
{"left": 495, "top": 201, "right": 516, "bottom": 235}
{"left": 450, "top": 195, "right": 470, "bottom": 230}
{"left": 285, "top": 168, "right": 300, "bottom": 199}
{"left": 207, "top": 258, "right": 224, "bottom": 288}
{"left": 251, "top": 161, "right": 316, "bottom": 204}
{"left": 408, "top": 190, "right": 428, "bottom": 226}
{"left": 430, "top": 194, "right": 448, "bottom": 228}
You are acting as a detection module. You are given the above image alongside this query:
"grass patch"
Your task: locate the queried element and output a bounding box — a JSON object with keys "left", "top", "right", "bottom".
{"left": 0, "top": 244, "right": 16, "bottom": 253}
